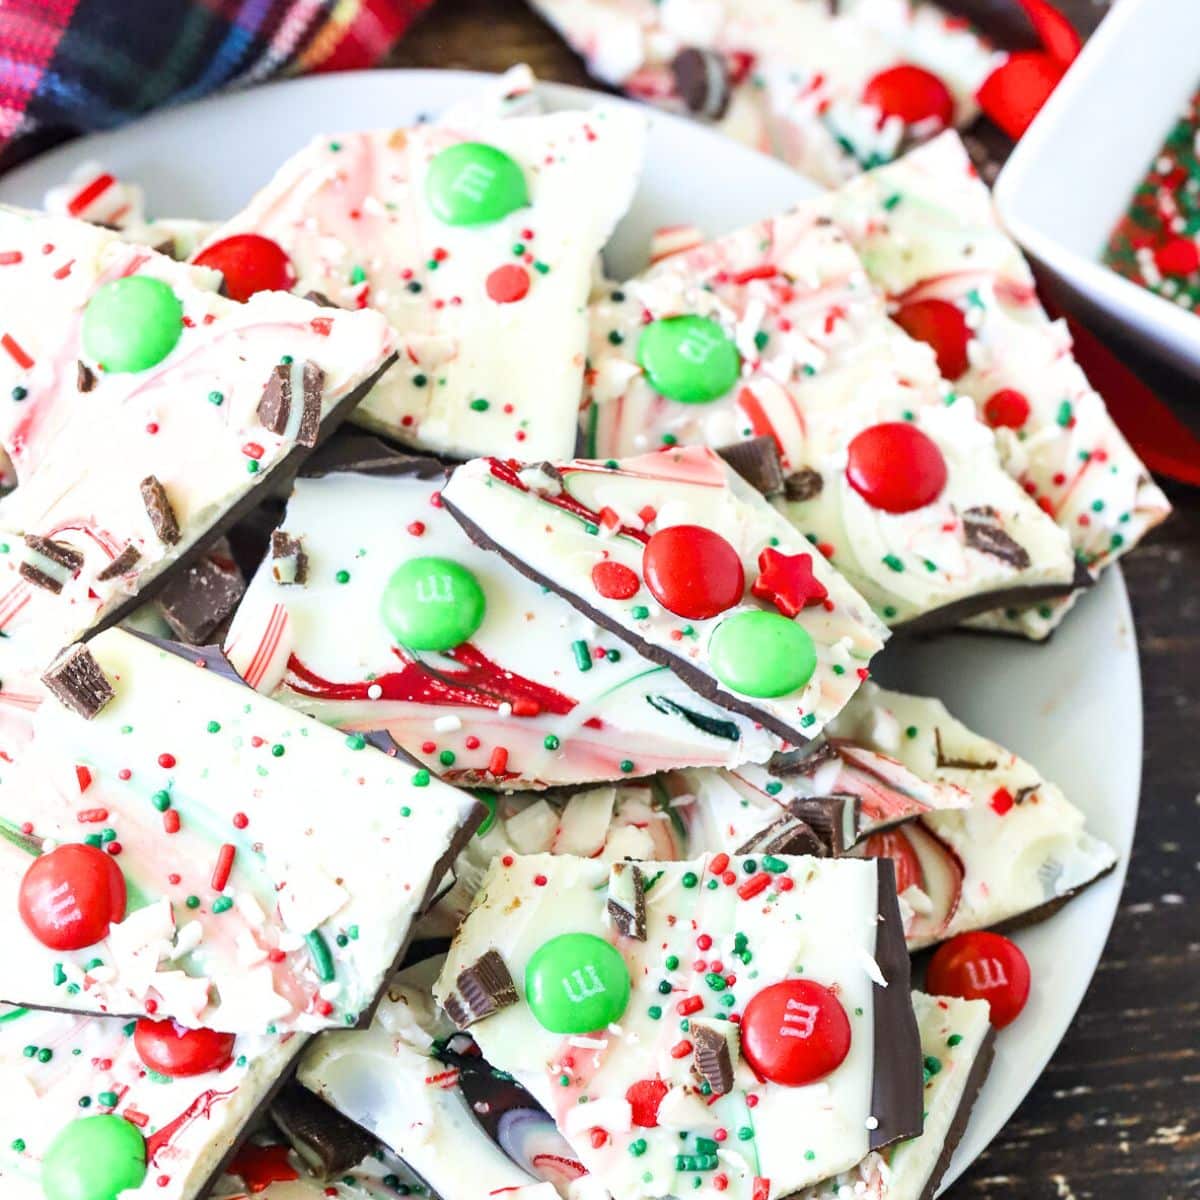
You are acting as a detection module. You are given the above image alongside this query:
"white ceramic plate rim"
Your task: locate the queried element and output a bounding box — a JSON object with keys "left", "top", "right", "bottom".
{"left": 0, "top": 68, "right": 1142, "bottom": 1196}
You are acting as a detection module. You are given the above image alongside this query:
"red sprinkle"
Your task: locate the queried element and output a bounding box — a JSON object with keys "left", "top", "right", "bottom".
{"left": 157, "top": 753, "right": 176, "bottom": 769}
{"left": 77, "top": 808, "right": 108, "bottom": 824}
{"left": 709, "top": 852, "right": 730, "bottom": 875}
{"left": 696, "top": 934, "right": 712, "bottom": 951}
{"left": 2, "top": 333, "right": 33, "bottom": 370}
{"left": 407, "top": 521, "right": 426, "bottom": 536}
{"left": 670, "top": 1039, "right": 693, "bottom": 1059}
{"left": 0, "top": 251, "right": 22, "bottom": 265}
{"left": 501, "top": 854, "right": 514, "bottom": 867}
{"left": 310, "top": 317, "right": 333, "bottom": 337}
{"left": 232, "top": 813, "right": 248, "bottom": 830}
{"left": 737, "top": 873, "right": 771, "bottom": 900}
{"left": 168, "top": 874, "right": 181, "bottom": 886}
{"left": 212, "top": 844, "right": 236, "bottom": 892}
{"left": 990, "top": 787, "right": 1015, "bottom": 816}
{"left": 677, "top": 996, "right": 703, "bottom": 1016}
{"left": 268, "top": 948, "right": 286, "bottom": 963}
{"left": 465, "top": 735, "right": 480, "bottom": 750}
{"left": 488, "top": 746, "right": 509, "bottom": 776}
{"left": 105, "top": 842, "right": 122, "bottom": 856}
{"left": 163, "top": 811, "right": 180, "bottom": 834}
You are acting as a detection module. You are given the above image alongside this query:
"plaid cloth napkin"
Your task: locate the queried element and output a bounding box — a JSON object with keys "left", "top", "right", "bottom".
{"left": 0, "top": 0, "right": 432, "bottom": 169}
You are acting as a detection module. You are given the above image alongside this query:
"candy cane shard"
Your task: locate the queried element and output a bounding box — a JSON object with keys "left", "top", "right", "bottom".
{"left": 819, "top": 131, "right": 1171, "bottom": 638}
{"left": 584, "top": 203, "right": 1078, "bottom": 630}
{"left": 0, "top": 1002, "right": 305, "bottom": 1200}
{"left": 525, "top": 0, "right": 1000, "bottom": 186}
{"left": 433, "top": 852, "right": 920, "bottom": 1200}
{"left": 297, "top": 954, "right": 580, "bottom": 1200}
{"left": 0, "top": 206, "right": 395, "bottom": 672}
{"left": 827, "top": 682, "right": 1118, "bottom": 949}
{"left": 193, "top": 95, "right": 645, "bottom": 462}
{"left": 796, "top": 992, "right": 995, "bottom": 1200}
{"left": 223, "top": 439, "right": 781, "bottom": 788}
{"left": 441, "top": 447, "right": 888, "bottom": 744}
{"left": 0, "top": 628, "right": 483, "bottom": 1033}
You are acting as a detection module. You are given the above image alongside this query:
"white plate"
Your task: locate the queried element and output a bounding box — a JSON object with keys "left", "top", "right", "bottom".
{"left": 0, "top": 69, "right": 1142, "bottom": 1194}
{"left": 995, "top": 0, "right": 1200, "bottom": 379}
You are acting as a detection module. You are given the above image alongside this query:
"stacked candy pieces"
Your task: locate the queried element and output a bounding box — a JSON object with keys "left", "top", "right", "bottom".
{"left": 583, "top": 201, "right": 1079, "bottom": 629}
{"left": 0, "top": 206, "right": 395, "bottom": 672}
{"left": 524, "top": 0, "right": 999, "bottom": 185}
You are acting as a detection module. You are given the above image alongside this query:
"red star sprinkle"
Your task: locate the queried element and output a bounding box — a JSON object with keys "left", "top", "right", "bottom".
{"left": 751, "top": 548, "right": 828, "bottom": 617}
{"left": 226, "top": 1144, "right": 300, "bottom": 1193}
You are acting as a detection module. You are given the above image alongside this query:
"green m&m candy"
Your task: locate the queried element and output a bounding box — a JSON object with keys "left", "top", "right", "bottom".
{"left": 637, "top": 315, "right": 740, "bottom": 404}
{"left": 42, "top": 1115, "right": 147, "bottom": 1200}
{"left": 426, "top": 142, "right": 529, "bottom": 226}
{"left": 381, "top": 556, "right": 486, "bottom": 651}
{"left": 81, "top": 277, "right": 183, "bottom": 373}
{"left": 525, "top": 932, "right": 630, "bottom": 1033}
{"left": 709, "top": 610, "right": 817, "bottom": 698}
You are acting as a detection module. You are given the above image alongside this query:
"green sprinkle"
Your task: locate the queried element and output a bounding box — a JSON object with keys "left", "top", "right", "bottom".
{"left": 37, "top": 1048, "right": 52, "bottom": 1063}
{"left": 606, "top": 648, "right": 621, "bottom": 662}
{"left": 1056, "top": 400, "right": 1073, "bottom": 427}
{"left": 681, "top": 871, "right": 699, "bottom": 889}
{"left": 753, "top": 330, "right": 769, "bottom": 351}
{"left": 607, "top": 330, "right": 625, "bottom": 345}
{"left": 439, "top": 749, "right": 456, "bottom": 766}
{"left": 412, "top": 372, "right": 428, "bottom": 387}
{"left": 882, "top": 554, "right": 904, "bottom": 572}
{"left": 11, "top": 386, "right": 27, "bottom": 401}
{"left": 271, "top": 743, "right": 285, "bottom": 758}
{"left": 400, "top": 805, "right": 411, "bottom": 818}
{"left": 737, "top": 1126, "right": 754, "bottom": 1141}
{"left": 906, "top": 725, "right": 918, "bottom": 739}
{"left": 246, "top": 459, "right": 259, "bottom": 474}
{"left": 345, "top": 733, "right": 366, "bottom": 750}
{"left": 412, "top": 769, "right": 431, "bottom": 787}
{"left": 469, "top": 398, "right": 490, "bottom": 412}
{"left": 151, "top": 790, "right": 171, "bottom": 812}
{"left": 335, "top": 569, "right": 351, "bottom": 584}
{"left": 533, "top": 261, "right": 550, "bottom": 275}
{"left": 349, "top": 266, "right": 366, "bottom": 285}
{"left": 947, "top": 1033, "right": 963, "bottom": 1047}
{"left": 11, "top": 1139, "right": 25, "bottom": 1152}
{"left": 208, "top": 390, "right": 224, "bottom": 406}
{"left": 572, "top": 639, "right": 592, "bottom": 672}
{"left": 98, "top": 1091, "right": 118, "bottom": 1107}
{"left": 206, "top": 720, "right": 221, "bottom": 733}
{"left": 619, "top": 759, "right": 635, "bottom": 773}
{"left": 185, "top": 895, "right": 201, "bottom": 909}
{"left": 543, "top": 734, "right": 560, "bottom": 750}
{"left": 212, "top": 896, "right": 233, "bottom": 914}
{"left": 629, "top": 1138, "right": 648, "bottom": 1157}
{"left": 705, "top": 972, "right": 727, "bottom": 992}
{"left": 924, "top": 1055, "right": 943, "bottom": 1076}
{"left": 632, "top": 605, "right": 649, "bottom": 620}
{"left": 647, "top": 1005, "right": 662, "bottom": 1019}
{"left": 762, "top": 855, "right": 786, "bottom": 874}
{"left": 883, "top": 193, "right": 902, "bottom": 210}
{"left": 306, "top": 930, "right": 336, "bottom": 983}
{"left": 661, "top": 432, "right": 677, "bottom": 446}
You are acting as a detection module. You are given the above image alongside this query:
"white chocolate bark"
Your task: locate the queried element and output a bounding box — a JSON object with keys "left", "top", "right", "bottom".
{"left": 224, "top": 462, "right": 779, "bottom": 790}
{"left": 584, "top": 205, "right": 1077, "bottom": 627}
{"left": 298, "top": 955, "right": 580, "bottom": 1199}
{"left": 821, "top": 132, "right": 1172, "bottom": 638}
{"left": 829, "top": 683, "right": 1117, "bottom": 949}
{"left": 0, "top": 628, "right": 480, "bottom": 1032}
{"left": 441, "top": 447, "right": 888, "bottom": 743}
{"left": 196, "top": 103, "right": 644, "bottom": 461}
{"left": 0, "top": 1002, "right": 304, "bottom": 1200}
{"left": 434, "top": 852, "right": 916, "bottom": 1200}
{"left": 528, "top": 0, "right": 998, "bottom": 186}
{"left": 0, "top": 206, "right": 394, "bottom": 671}
{"left": 799, "top": 992, "right": 993, "bottom": 1200}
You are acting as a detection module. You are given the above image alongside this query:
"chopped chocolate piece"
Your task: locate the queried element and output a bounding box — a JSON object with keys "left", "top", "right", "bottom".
{"left": 303, "top": 290, "right": 337, "bottom": 308}
{"left": 140, "top": 474, "right": 181, "bottom": 545}
{"left": 258, "top": 360, "right": 325, "bottom": 447}
{"left": 270, "top": 1083, "right": 379, "bottom": 1180}
{"left": 76, "top": 360, "right": 96, "bottom": 392}
{"left": 736, "top": 810, "right": 826, "bottom": 857}
{"left": 270, "top": 530, "right": 308, "bottom": 586}
{"left": 786, "top": 794, "right": 860, "bottom": 856}
{"left": 95, "top": 544, "right": 142, "bottom": 582}
{"left": 301, "top": 433, "right": 449, "bottom": 481}
{"left": 962, "top": 506, "right": 1032, "bottom": 569}
{"left": 441, "top": 948, "right": 518, "bottom": 1028}
{"left": 716, "top": 436, "right": 786, "bottom": 497}
{"left": 607, "top": 862, "right": 647, "bottom": 940}
{"left": 19, "top": 534, "right": 84, "bottom": 593}
{"left": 41, "top": 643, "right": 115, "bottom": 718}
{"left": 672, "top": 47, "right": 732, "bottom": 120}
{"left": 690, "top": 1017, "right": 738, "bottom": 1095}
{"left": 520, "top": 461, "right": 565, "bottom": 495}
{"left": 934, "top": 727, "right": 998, "bottom": 772}
{"left": 155, "top": 544, "right": 247, "bottom": 644}
{"left": 766, "top": 739, "right": 840, "bottom": 777}
{"left": 1014, "top": 784, "right": 1040, "bottom": 805}
{"left": 783, "top": 466, "right": 824, "bottom": 502}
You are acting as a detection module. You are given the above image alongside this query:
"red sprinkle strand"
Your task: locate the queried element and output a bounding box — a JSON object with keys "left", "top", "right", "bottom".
{"left": 212, "top": 844, "right": 235, "bottom": 892}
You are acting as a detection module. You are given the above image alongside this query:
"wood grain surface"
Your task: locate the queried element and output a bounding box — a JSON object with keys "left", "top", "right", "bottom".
{"left": 389, "top": 2, "right": 1199, "bottom": 1196}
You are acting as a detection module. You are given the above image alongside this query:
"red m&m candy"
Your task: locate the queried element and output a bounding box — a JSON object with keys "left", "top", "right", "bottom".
{"left": 846, "top": 422, "right": 948, "bottom": 514}
{"left": 591, "top": 560, "right": 640, "bottom": 600}
{"left": 893, "top": 298, "right": 971, "bottom": 380}
{"left": 18, "top": 843, "right": 127, "bottom": 951}
{"left": 862, "top": 64, "right": 955, "bottom": 130}
{"left": 982, "top": 388, "right": 1031, "bottom": 430}
{"left": 740, "top": 979, "right": 851, "bottom": 1086}
{"left": 193, "top": 234, "right": 297, "bottom": 303}
{"left": 133, "top": 1018, "right": 237, "bottom": 1078}
{"left": 925, "top": 931, "right": 1031, "bottom": 1029}
{"left": 643, "top": 525, "right": 745, "bottom": 619}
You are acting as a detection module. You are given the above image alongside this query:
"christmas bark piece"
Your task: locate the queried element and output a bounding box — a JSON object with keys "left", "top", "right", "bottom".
{"left": 0, "top": 1001, "right": 306, "bottom": 1200}
{"left": 822, "top": 131, "right": 1172, "bottom": 638}
{"left": 0, "top": 628, "right": 482, "bottom": 1032}
{"left": 433, "top": 851, "right": 921, "bottom": 1200}
{"left": 827, "top": 683, "right": 1117, "bottom": 949}
{"left": 223, "top": 439, "right": 779, "bottom": 789}
{"left": 193, "top": 96, "right": 644, "bottom": 462}
{"left": 0, "top": 206, "right": 395, "bottom": 671}
{"left": 440, "top": 446, "right": 888, "bottom": 744}
{"left": 584, "top": 204, "right": 1077, "bottom": 629}
{"left": 797, "top": 991, "right": 995, "bottom": 1200}
{"left": 153, "top": 538, "right": 246, "bottom": 645}
{"left": 526, "top": 0, "right": 998, "bottom": 186}
{"left": 297, "top": 954, "right": 585, "bottom": 1199}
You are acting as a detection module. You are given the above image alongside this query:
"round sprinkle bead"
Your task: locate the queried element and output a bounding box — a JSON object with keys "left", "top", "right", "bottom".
{"left": 643, "top": 526, "right": 745, "bottom": 619}
{"left": 41, "top": 1115, "right": 147, "bottom": 1200}
{"left": 845, "top": 422, "right": 948, "bottom": 514}
{"left": 485, "top": 264, "right": 531, "bottom": 303}
{"left": 591, "top": 560, "right": 640, "bottom": 600}
{"left": 380, "top": 557, "right": 486, "bottom": 651}
{"left": 525, "top": 932, "right": 631, "bottom": 1033}
{"left": 709, "top": 611, "right": 817, "bottom": 698}
{"left": 740, "top": 979, "right": 852, "bottom": 1086}
{"left": 426, "top": 142, "right": 529, "bottom": 226}
{"left": 82, "top": 278, "right": 182, "bottom": 373}
{"left": 982, "top": 388, "right": 1031, "bottom": 430}
{"left": 637, "top": 315, "right": 741, "bottom": 404}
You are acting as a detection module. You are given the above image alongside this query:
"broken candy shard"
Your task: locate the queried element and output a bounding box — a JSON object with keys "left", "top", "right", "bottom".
{"left": 689, "top": 1016, "right": 738, "bottom": 1095}
{"left": 0, "top": 1002, "right": 306, "bottom": 1200}
{"left": 194, "top": 97, "right": 645, "bottom": 462}
{"left": 440, "top": 446, "right": 887, "bottom": 744}
{"left": 442, "top": 948, "right": 519, "bottom": 1028}
{"left": 223, "top": 442, "right": 780, "bottom": 788}
{"left": 40, "top": 643, "right": 114, "bottom": 719}
{"left": 0, "top": 627, "right": 482, "bottom": 1033}
{"left": 584, "top": 201, "right": 1078, "bottom": 631}
{"left": 433, "top": 852, "right": 921, "bottom": 1199}
{"left": 269, "top": 1084, "right": 379, "bottom": 1180}
{"left": 0, "top": 204, "right": 395, "bottom": 673}
{"left": 606, "top": 861, "right": 646, "bottom": 940}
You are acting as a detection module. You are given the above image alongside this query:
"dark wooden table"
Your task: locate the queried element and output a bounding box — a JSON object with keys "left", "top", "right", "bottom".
{"left": 390, "top": 3, "right": 1200, "bottom": 1196}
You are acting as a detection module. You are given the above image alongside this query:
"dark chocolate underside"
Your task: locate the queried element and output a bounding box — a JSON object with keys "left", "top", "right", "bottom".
{"left": 440, "top": 493, "right": 817, "bottom": 747}
{"left": 300, "top": 431, "right": 451, "bottom": 481}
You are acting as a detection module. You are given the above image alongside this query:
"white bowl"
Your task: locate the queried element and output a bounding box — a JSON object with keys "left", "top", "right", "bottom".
{"left": 994, "top": 0, "right": 1200, "bottom": 377}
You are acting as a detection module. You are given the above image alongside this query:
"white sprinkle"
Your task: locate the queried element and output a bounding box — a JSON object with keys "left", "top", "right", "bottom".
{"left": 865, "top": 1115, "right": 879, "bottom": 1130}
{"left": 568, "top": 1035, "right": 608, "bottom": 1050}
{"left": 367, "top": 684, "right": 383, "bottom": 700}
{"left": 319, "top": 981, "right": 342, "bottom": 1001}
{"left": 498, "top": 703, "right": 513, "bottom": 718}
{"left": 434, "top": 715, "right": 462, "bottom": 733}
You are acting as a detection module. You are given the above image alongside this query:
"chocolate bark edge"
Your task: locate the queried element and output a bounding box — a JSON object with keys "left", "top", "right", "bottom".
{"left": 440, "top": 493, "right": 820, "bottom": 747}
{"left": 79, "top": 350, "right": 398, "bottom": 642}
{"left": 870, "top": 857, "right": 924, "bottom": 1152}
{"left": 987, "top": 856, "right": 1119, "bottom": 939}
{"left": 41, "top": 643, "right": 115, "bottom": 718}
{"left": 300, "top": 431, "right": 451, "bottom": 481}
{"left": 889, "top": 573, "right": 1084, "bottom": 636}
